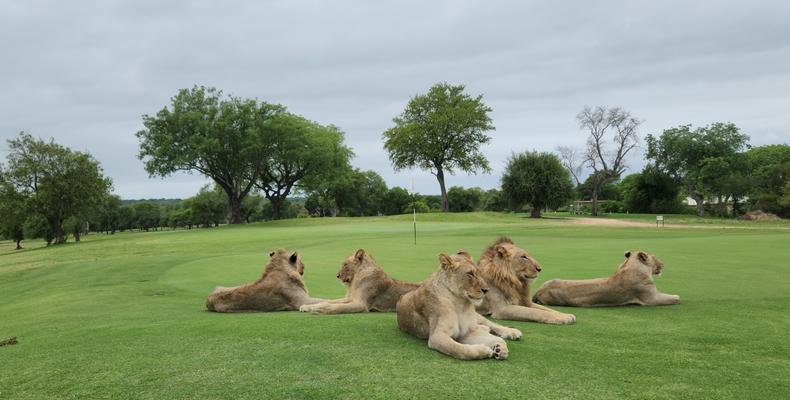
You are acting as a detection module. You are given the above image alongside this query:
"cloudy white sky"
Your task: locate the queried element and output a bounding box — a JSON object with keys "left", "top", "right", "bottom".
{"left": 1, "top": 1, "right": 789, "bottom": 199}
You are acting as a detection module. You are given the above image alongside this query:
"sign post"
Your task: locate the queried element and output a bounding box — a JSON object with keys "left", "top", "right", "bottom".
{"left": 656, "top": 215, "right": 664, "bottom": 227}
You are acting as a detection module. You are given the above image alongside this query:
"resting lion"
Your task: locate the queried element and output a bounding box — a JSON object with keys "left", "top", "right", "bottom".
{"left": 396, "top": 251, "right": 522, "bottom": 360}
{"left": 206, "top": 249, "right": 327, "bottom": 312}
{"left": 533, "top": 251, "right": 680, "bottom": 307}
{"left": 476, "top": 237, "right": 576, "bottom": 325}
{"left": 299, "top": 249, "right": 420, "bottom": 314}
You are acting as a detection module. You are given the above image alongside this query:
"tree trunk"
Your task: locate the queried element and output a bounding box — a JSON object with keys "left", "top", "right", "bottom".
{"left": 690, "top": 192, "right": 705, "bottom": 217}
{"left": 530, "top": 208, "right": 542, "bottom": 218}
{"left": 270, "top": 197, "right": 283, "bottom": 220}
{"left": 436, "top": 167, "right": 449, "bottom": 212}
{"left": 226, "top": 193, "right": 243, "bottom": 224}
{"left": 591, "top": 185, "right": 600, "bottom": 216}
{"left": 74, "top": 229, "right": 81, "bottom": 242}
{"left": 53, "top": 221, "right": 66, "bottom": 244}
{"left": 15, "top": 239, "right": 22, "bottom": 250}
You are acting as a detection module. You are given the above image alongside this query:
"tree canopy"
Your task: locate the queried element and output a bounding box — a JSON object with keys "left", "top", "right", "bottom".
{"left": 136, "top": 86, "right": 285, "bottom": 223}
{"left": 501, "top": 151, "right": 574, "bottom": 218}
{"left": 382, "top": 82, "right": 494, "bottom": 212}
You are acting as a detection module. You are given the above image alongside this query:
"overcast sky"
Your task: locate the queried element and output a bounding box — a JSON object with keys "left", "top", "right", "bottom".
{"left": 1, "top": 1, "right": 789, "bottom": 199}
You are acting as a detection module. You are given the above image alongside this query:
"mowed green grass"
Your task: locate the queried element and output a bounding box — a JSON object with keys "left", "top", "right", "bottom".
{"left": 1, "top": 213, "right": 789, "bottom": 399}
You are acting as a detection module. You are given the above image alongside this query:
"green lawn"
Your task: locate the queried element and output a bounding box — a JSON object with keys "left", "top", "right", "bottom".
{"left": 1, "top": 213, "right": 789, "bottom": 399}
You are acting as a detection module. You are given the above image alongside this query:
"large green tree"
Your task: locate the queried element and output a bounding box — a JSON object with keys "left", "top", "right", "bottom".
{"left": 256, "top": 113, "right": 353, "bottom": 220}
{"left": 382, "top": 82, "right": 494, "bottom": 212}
{"left": 136, "top": 86, "right": 284, "bottom": 224}
{"left": 744, "top": 144, "right": 790, "bottom": 217}
{"left": 0, "top": 169, "right": 27, "bottom": 249}
{"left": 501, "top": 151, "right": 574, "bottom": 218}
{"left": 646, "top": 123, "right": 750, "bottom": 216}
{"left": 3, "top": 133, "right": 112, "bottom": 244}
{"left": 620, "top": 166, "right": 683, "bottom": 214}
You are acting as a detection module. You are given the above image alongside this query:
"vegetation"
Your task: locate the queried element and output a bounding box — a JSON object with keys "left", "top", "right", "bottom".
{"left": 1, "top": 213, "right": 789, "bottom": 399}
{"left": 383, "top": 82, "right": 494, "bottom": 212}
{"left": 501, "top": 151, "right": 574, "bottom": 218}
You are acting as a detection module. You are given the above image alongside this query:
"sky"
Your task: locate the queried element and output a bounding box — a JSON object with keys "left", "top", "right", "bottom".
{"left": 1, "top": 0, "right": 789, "bottom": 199}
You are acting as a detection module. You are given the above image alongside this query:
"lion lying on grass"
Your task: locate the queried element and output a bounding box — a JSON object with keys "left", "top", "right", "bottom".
{"left": 396, "top": 251, "right": 522, "bottom": 360}
{"left": 299, "top": 249, "right": 420, "bottom": 314}
{"left": 533, "top": 251, "right": 680, "bottom": 307}
{"left": 206, "top": 249, "right": 327, "bottom": 312}
{"left": 476, "top": 237, "right": 576, "bottom": 325}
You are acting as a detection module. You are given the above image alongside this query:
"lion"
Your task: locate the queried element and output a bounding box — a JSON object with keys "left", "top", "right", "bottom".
{"left": 205, "top": 249, "right": 327, "bottom": 312}
{"left": 476, "top": 237, "right": 576, "bottom": 325}
{"left": 533, "top": 250, "right": 680, "bottom": 307}
{"left": 396, "top": 251, "right": 523, "bottom": 360}
{"left": 299, "top": 249, "right": 420, "bottom": 314}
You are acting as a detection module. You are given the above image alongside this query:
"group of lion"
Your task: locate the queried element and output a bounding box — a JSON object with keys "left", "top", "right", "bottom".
{"left": 206, "top": 237, "right": 679, "bottom": 360}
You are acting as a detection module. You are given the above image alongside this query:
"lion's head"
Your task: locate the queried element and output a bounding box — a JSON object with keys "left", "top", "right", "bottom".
{"left": 623, "top": 250, "right": 664, "bottom": 277}
{"left": 336, "top": 249, "right": 374, "bottom": 285}
{"left": 479, "top": 237, "right": 542, "bottom": 305}
{"left": 437, "top": 250, "right": 489, "bottom": 306}
{"left": 266, "top": 249, "right": 305, "bottom": 278}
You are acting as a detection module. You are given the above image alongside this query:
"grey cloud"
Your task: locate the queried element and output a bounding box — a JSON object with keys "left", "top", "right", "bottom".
{"left": 1, "top": 0, "right": 788, "bottom": 199}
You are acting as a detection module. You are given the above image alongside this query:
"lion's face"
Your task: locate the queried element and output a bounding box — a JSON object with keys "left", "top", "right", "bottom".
{"left": 509, "top": 248, "right": 542, "bottom": 281}
{"left": 336, "top": 249, "right": 369, "bottom": 285}
{"left": 441, "top": 251, "right": 489, "bottom": 305}
{"left": 625, "top": 251, "right": 663, "bottom": 276}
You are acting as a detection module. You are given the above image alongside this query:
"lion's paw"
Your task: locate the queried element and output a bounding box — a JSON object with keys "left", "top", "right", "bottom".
{"left": 500, "top": 327, "right": 523, "bottom": 340}
{"left": 492, "top": 343, "right": 509, "bottom": 360}
{"left": 298, "top": 304, "right": 316, "bottom": 313}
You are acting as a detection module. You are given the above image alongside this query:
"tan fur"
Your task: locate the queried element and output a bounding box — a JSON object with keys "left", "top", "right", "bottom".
{"left": 477, "top": 237, "right": 576, "bottom": 324}
{"left": 299, "top": 249, "right": 420, "bottom": 314}
{"left": 396, "top": 251, "right": 522, "bottom": 360}
{"left": 533, "top": 251, "right": 680, "bottom": 307}
{"left": 205, "top": 249, "right": 327, "bottom": 312}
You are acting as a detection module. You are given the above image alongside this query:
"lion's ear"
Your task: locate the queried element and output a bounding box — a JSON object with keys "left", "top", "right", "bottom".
{"left": 456, "top": 250, "right": 473, "bottom": 262}
{"left": 289, "top": 251, "right": 299, "bottom": 264}
{"left": 354, "top": 249, "right": 366, "bottom": 262}
{"left": 637, "top": 251, "right": 649, "bottom": 262}
{"left": 269, "top": 251, "right": 275, "bottom": 258}
{"left": 624, "top": 251, "right": 631, "bottom": 259}
{"left": 495, "top": 244, "right": 510, "bottom": 258}
{"left": 439, "top": 253, "right": 456, "bottom": 270}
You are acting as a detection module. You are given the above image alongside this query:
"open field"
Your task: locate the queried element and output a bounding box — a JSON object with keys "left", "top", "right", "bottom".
{"left": 1, "top": 213, "right": 789, "bottom": 399}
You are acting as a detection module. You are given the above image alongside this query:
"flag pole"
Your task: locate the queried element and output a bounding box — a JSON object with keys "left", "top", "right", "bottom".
{"left": 412, "top": 177, "right": 417, "bottom": 245}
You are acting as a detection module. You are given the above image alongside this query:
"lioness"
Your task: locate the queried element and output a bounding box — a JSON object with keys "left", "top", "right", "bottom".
{"left": 299, "top": 249, "right": 420, "bottom": 314}
{"left": 477, "top": 237, "right": 576, "bottom": 325}
{"left": 206, "top": 249, "right": 327, "bottom": 312}
{"left": 533, "top": 251, "right": 680, "bottom": 307}
{"left": 396, "top": 251, "right": 522, "bottom": 361}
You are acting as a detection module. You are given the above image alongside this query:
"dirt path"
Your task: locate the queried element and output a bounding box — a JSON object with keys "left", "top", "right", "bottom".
{"left": 565, "top": 217, "right": 790, "bottom": 230}
{"left": 569, "top": 217, "right": 658, "bottom": 227}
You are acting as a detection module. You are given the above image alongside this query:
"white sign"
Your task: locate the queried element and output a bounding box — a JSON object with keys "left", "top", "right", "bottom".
{"left": 656, "top": 215, "right": 664, "bottom": 221}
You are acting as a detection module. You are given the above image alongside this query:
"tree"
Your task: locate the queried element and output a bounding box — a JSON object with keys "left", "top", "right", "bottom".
{"left": 578, "top": 171, "right": 621, "bottom": 202}
{"left": 620, "top": 167, "right": 683, "bottom": 214}
{"left": 132, "top": 202, "right": 162, "bottom": 231}
{"left": 383, "top": 82, "right": 494, "bottom": 212}
{"left": 745, "top": 144, "right": 790, "bottom": 217}
{"left": 501, "top": 151, "right": 574, "bottom": 218}
{"left": 646, "top": 123, "right": 750, "bottom": 216}
{"left": 3, "top": 133, "right": 112, "bottom": 243}
{"left": 256, "top": 113, "right": 353, "bottom": 220}
{"left": 186, "top": 185, "right": 227, "bottom": 227}
{"left": 382, "top": 187, "right": 413, "bottom": 215}
{"left": 0, "top": 169, "right": 27, "bottom": 249}
{"left": 556, "top": 145, "right": 584, "bottom": 186}
{"left": 447, "top": 186, "right": 484, "bottom": 212}
{"left": 577, "top": 106, "right": 641, "bottom": 216}
{"left": 137, "top": 86, "right": 284, "bottom": 224}
{"left": 97, "top": 195, "right": 123, "bottom": 234}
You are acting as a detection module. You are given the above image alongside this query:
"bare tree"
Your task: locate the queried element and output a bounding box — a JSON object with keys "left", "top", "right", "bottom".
{"left": 556, "top": 145, "right": 583, "bottom": 186}
{"left": 577, "top": 106, "right": 641, "bottom": 216}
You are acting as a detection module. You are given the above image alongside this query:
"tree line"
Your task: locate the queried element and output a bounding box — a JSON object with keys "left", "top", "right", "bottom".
{"left": 3, "top": 83, "right": 789, "bottom": 249}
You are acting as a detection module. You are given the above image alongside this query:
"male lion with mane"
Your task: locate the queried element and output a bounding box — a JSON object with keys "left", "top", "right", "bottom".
{"left": 533, "top": 250, "right": 680, "bottom": 307}
{"left": 477, "top": 237, "right": 576, "bottom": 324}
{"left": 396, "top": 251, "right": 522, "bottom": 360}
{"left": 206, "top": 249, "right": 327, "bottom": 312}
{"left": 299, "top": 249, "right": 420, "bottom": 314}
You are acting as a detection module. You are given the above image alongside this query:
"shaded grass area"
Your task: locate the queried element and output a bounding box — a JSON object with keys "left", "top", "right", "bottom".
{"left": 1, "top": 213, "right": 789, "bottom": 399}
